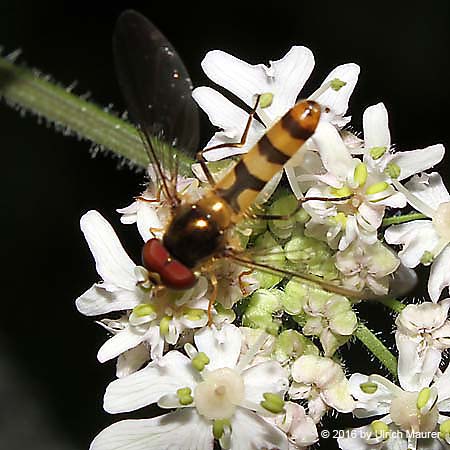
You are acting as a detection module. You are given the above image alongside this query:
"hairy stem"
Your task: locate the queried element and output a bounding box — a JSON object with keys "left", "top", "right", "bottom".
{"left": 377, "top": 297, "right": 405, "bottom": 314}
{"left": 0, "top": 55, "right": 193, "bottom": 174}
{"left": 354, "top": 323, "right": 398, "bottom": 378}
{"left": 382, "top": 212, "right": 427, "bottom": 226}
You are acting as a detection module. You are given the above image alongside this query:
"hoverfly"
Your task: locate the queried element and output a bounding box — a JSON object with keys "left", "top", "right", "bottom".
{"left": 113, "top": 10, "right": 364, "bottom": 322}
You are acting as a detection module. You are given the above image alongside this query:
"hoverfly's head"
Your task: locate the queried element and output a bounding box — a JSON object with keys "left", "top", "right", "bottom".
{"left": 142, "top": 238, "right": 197, "bottom": 290}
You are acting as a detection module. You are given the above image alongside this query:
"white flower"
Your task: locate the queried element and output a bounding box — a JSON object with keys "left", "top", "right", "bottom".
{"left": 361, "top": 103, "right": 444, "bottom": 182}
{"left": 340, "top": 366, "right": 450, "bottom": 450}
{"left": 335, "top": 240, "right": 400, "bottom": 296}
{"left": 268, "top": 401, "right": 319, "bottom": 450}
{"left": 192, "top": 47, "right": 359, "bottom": 161}
{"left": 385, "top": 172, "right": 450, "bottom": 301}
{"left": 76, "top": 210, "right": 210, "bottom": 370}
{"left": 289, "top": 354, "right": 355, "bottom": 423}
{"left": 117, "top": 167, "right": 200, "bottom": 241}
{"left": 90, "top": 324, "right": 290, "bottom": 450}
{"left": 396, "top": 299, "right": 450, "bottom": 391}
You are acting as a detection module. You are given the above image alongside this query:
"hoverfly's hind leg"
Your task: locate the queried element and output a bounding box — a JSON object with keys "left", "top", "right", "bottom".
{"left": 254, "top": 195, "right": 353, "bottom": 220}
{"left": 207, "top": 272, "right": 218, "bottom": 326}
{"left": 195, "top": 95, "right": 262, "bottom": 187}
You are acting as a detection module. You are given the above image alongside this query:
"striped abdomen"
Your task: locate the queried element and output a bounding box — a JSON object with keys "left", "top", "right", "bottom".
{"left": 213, "top": 100, "right": 321, "bottom": 214}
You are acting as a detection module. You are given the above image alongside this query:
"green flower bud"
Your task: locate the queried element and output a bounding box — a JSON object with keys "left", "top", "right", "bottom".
{"left": 370, "top": 420, "right": 389, "bottom": 438}
{"left": 243, "top": 289, "right": 282, "bottom": 335}
{"left": 354, "top": 162, "right": 368, "bottom": 187}
{"left": 420, "top": 250, "right": 434, "bottom": 265}
{"left": 213, "top": 419, "right": 231, "bottom": 439}
{"left": 259, "top": 92, "right": 274, "bottom": 108}
{"left": 176, "top": 387, "right": 194, "bottom": 405}
{"left": 385, "top": 162, "right": 401, "bottom": 179}
{"left": 273, "top": 330, "right": 305, "bottom": 361}
{"left": 192, "top": 352, "right": 210, "bottom": 371}
{"left": 365, "top": 181, "right": 389, "bottom": 195}
{"left": 281, "top": 280, "right": 307, "bottom": 314}
{"left": 360, "top": 381, "right": 378, "bottom": 394}
{"left": 159, "top": 316, "right": 171, "bottom": 336}
{"left": 439, "top": 419, "right": 450, "bottom": 440}
{"left": 184, "top": 308, "right": 206, "bottom": 322}
{"left": 132, "top": 303, "right": 156, "bottom": 317}
{"left": 253, "top": 232, "right": 285, "bottom": 288}
{"left": 331, "top": 185, "right": 352, "bottom": 198}
{"left": 369, "top": 146, "right": 387, "bottom": 160}
{"left": 330, "top": 78, "right": 347, "bottom": 91}
{"left": 261, "top": 393, "right": 285, "bottom": 414}
{"left": 417, "top": 387, "right": 431, "bottom": 409}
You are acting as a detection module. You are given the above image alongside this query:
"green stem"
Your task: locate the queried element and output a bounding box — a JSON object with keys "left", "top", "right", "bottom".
{"left": 382, "top": 212, "right": 427, "bottom": 226}
{"left": 0, "top": 55, "right": 193, "bottom": 174}
{"left": 354, "top": 323, "right": 398, "bottom": 378}
{"left": 377, "top": 297, "right": 406, "bottom": 314}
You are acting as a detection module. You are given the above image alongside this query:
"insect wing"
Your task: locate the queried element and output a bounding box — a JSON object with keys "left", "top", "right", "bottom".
{"left": 113, "top": 10, "right": 200, "bottom": 156}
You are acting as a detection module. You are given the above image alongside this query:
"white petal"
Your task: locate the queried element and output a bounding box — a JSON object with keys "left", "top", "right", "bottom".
{"left": 313, "top": 121, "right": 356, "bottom": 181}
{"left": 230, "top": 407, "right": 288, "bottom": 450}
{"left": 136, "top": 203, "right": 162, "bottom": 242}
{"left": 435, "top": 364, "right": 450, "bottom": 409}
{"left": 385, "top": 221, "right": 439, "bottom": 268}
{"left": 192, "top": 87, "right": 265, "bottom": 160}
{"left": 363, "top": 102, "right": 390, "bottom": 149}
{"left": 90, "top": 409, "right": 213, "bottom": 450}
{"left": 429, "top": 246, "right": 450, "bottom": 302}
{"left": 201, "top": 47, "right": 314, "bottom": 122}
{"left": 194, "top": 324, "right": 241, "bottom": 371}
{"left": 240, "top": 361, "right": 288, "bottom": 410}
{"left": 104, "top": 351, "right": 197, "bottom": 413}
{"left": 116, "top": 344, "right": 150, "bottom": 378}
{"left": 76, "top": 285, "right": 143, "bottom": 316}
{"left": 80, "top": 210, "right": 137, "bottom": 290}
{"left": 394, "top": 144, "right": 445, "bottom": 181}
{"left": 97, "top": 327, "right": 146, "bottom": 363}
{"left": 315, "top": 63, "right": 360, "bottom": 118}
{"left": 405, "top": 172, "right": 450, "bottom": 212}
{"left": 396, "top": 332, "right": 441, "bottom": 391}
{"left": 322, "top": 378, "right": 355, "bottom": 413}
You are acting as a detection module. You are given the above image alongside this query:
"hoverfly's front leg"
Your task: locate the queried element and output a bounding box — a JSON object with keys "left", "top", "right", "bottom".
{"left": 196, "top": 94, "right": 262, "bottom": 187}
{"left": 207, "top": 272, "right": 218, "bottom": 326}
{"left": 254, "top": 195, "right": 354, "bottom": 220}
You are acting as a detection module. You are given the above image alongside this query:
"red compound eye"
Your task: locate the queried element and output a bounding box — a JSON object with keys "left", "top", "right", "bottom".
{"left": 142, "top": 239, "right": 197, "bottom": 290}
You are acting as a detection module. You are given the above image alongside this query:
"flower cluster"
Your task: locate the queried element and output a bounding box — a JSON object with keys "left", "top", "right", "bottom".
{"left": 77, "top": 44, "right": 449, "bottom": 450}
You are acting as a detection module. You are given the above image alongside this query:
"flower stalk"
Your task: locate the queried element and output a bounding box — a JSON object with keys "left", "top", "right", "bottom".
{"left": 354, "top": 323, "right": 398, "bottom": 378}
{"left": 381, "top": 212, "right": 427, "bottom": 226}
{"left": 0, "top": 55, "right": 193, "bottom": 174}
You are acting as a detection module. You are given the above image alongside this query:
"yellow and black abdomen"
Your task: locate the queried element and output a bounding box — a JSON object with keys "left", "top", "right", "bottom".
{"left": 213, "top": 100, "right": 321, "bottom": 214}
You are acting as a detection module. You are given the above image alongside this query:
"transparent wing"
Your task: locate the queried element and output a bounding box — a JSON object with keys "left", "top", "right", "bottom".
{"left": 113, "top": 10, "right": 200, "bottom": 156}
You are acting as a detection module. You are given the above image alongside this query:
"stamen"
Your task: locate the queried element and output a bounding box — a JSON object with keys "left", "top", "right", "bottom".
{"left": 308, "top": 78, "right": 346, "bottom": 101}
{"left": 360, "top": 381, "right": 378, "bottom": 394}
{"left": 261, "top": 393, "right": 285, "bottom": 414}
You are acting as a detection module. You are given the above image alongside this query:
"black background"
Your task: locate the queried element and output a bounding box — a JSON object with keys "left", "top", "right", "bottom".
{"left": 0, "top": 1, "right": 448, "bottom": 449}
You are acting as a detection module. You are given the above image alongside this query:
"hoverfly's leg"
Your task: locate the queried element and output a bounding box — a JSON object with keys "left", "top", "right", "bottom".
{"left": 135, "top": 187, "right": 162, "bottom": 203}
{"left": 254, "top": 195, "right": 354, "bottom": 220}
{"left": 196, "top": 95, "right": 262, "bottom": 186}
{"left": 238, "top": 270, "right": 253, "bottom": 296}
{"left": 207, "top": 272, "right": 218, "bottom": 326}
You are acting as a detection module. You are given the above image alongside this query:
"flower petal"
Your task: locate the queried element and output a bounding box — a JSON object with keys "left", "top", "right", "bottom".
{"left": 194, "top": 324, "right": 241, "bottom": 371}
{"left": 429, "top": 245, "right": 450, "bottom": 302}
{"left": 396, "top": 332, "right": 441, "bottom": 391}
{"left": 192, "top": 86, "right": 265, "bottom": 160}
{"left": 315, "top": 63, "right": 360, "bottom": 121}
{"left": 384, "top": 221, "right": 439, "bottom": 268}
{"left": 76, "top": 285, "right": 143, "bottom": 316}
{"left": 322, "top": 378, "right": 355, "bottom": 413}
{"left": 230, "top": 407, "right": 288, "bottom": 450}
{"left": 97, "top": 327, "right": 146, "bottom": 364}
{"left": 405, "top": 172, "right": 450, "bottom": 213}
{"left": 201, "top": 47, "right": 314, "bottom": 122}
{"left": 240, "top": 361, "right": 288, "bottom": 410}
{"left": 104, "top": 351, "right": 197, "bottom": 413}
{"left": 394, "top": 144, "right": 445, "bottom": 181}
{"left": 90, "top": 409, "right": 213, "bottom": 450}
{"left": 116, "top": 344, "right": 150, "bottom": 378}
{"left": 313, "top": 121, "right": 356, "bottom": 181}
{"left": 80, "top": 210, "right": 137, "bottom": 290}
{"left": 363, "top": 102, "right": 391, "bottom": 149}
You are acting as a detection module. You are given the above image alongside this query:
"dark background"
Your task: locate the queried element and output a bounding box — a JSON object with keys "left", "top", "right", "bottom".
{"left": 0, "top": 1, "right": 448, "bottom": 449}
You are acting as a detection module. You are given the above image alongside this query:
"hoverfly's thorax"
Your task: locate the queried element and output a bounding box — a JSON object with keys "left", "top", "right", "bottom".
{"left": 163, "top": 201, "right": 228, "bottom": 269}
